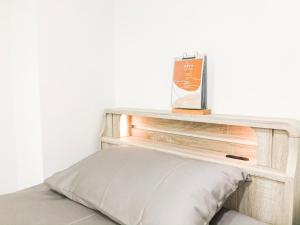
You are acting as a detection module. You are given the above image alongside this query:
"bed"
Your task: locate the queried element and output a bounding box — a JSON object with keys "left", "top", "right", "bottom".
{"left": 0, "top": 108, "right": 299, "bottom": 225}
{"left": 0, "top": 184, "right": 266, "bottom": 225}
{"left": 100, "top": 108, "right": 300, "bottom": 225}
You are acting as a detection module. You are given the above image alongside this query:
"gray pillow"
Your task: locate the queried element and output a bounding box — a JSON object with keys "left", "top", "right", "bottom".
{"left": 46, "top": 147, "right": 249, "bottom": 225}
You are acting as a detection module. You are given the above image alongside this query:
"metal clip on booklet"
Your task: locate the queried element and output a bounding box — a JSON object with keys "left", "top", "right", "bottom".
{"left": 171, "top": 53, "right": 210, "bottom": 115}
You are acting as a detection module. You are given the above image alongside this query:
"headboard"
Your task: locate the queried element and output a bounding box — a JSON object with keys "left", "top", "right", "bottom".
{"left": 100, "top": 108, "right": 300, "bottom": 225}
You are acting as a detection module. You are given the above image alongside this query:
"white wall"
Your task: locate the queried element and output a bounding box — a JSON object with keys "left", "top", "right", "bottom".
{"left": 0, "top": 0, "right": 18, "bottom": 194}
{"left": 0, "top": 0, "right": 114, "bottom": 193}
{"left": 114, "top": 0, "right": 300, "bottom": 120}
{"left": 37, "top": 0, "right": 114, "bottom": 178}
{"left": 10, "top": 0, "right": 44, "bottom": 190}
{"left": 0, "top": 0, "right": 45, "bottom": 192}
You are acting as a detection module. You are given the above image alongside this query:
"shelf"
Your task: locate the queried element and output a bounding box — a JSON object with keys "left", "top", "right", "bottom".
{"left": 104, "top": 108, "right": 300, "bottom": 137}
{"left": 132, "top": 125, "right": 257, "bottom": 146}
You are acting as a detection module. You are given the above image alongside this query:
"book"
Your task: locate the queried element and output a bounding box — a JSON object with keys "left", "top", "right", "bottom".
{"left": 171, "top": 54, "right": 207, "bottom": 109}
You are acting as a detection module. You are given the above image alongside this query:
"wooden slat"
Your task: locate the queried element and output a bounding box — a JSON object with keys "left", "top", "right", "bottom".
{"left": 255, "top": 128, "right": 273, "bottom": 167}
{"left": 237, "top": 177, "right": 285, "bottom": 225}
{"left": 105, "top": 108, "right": 300, "bottom": 137}
{"left": 112, "top": 114, "right": 121, "bottom": 138}
{"left": 132, "top": 116, "right": 257, "bottom": 145}
{"left": 133, "top": 125, "right": 257, "bottom": 146}
{"left": 131, "top": 128, "right": 256, "bottom": 159}
{"left": 285, "top": 138, "right": 300, "bottom": 224}
{"left": 272, "top": 130, "right": 289, "bottom": 171}
{"left": 120, "top": 115, "right": 132, "bottom": 137}
{"left": 295, "top": 160, "right": 300, "bottom": 225}
{"left": 295, "top": 140, "right": 300, "bottom": 225}
{"left": 103, "top": 113, "right": 113, "bottom": 137}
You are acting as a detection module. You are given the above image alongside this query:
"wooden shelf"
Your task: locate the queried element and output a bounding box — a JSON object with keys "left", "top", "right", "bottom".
{"left": 101, "top": 136, "right": 287, "bottom": 183}
{"left": 132, "top": 125, "right": 257, "bottom": 146}
{"left": 104, "top": 108, "right": 300, "bottom": 137}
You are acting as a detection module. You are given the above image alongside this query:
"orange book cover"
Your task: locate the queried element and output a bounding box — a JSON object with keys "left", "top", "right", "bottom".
{"left": 171, "top": 55, "right": 207, "bottom": 109}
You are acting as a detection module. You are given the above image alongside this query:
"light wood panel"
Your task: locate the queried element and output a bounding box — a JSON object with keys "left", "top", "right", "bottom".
{"left": 112, "top": 114, "right": 121, "bottom": 138}
{"left": 237, "top": 177, "right": 285, "bottom": 225}
{"left": 286, "top": 138, "right": 300, "bottom": 225}
{"left": 121, "top": 115, "right": 132, "bottom": 137}
{"left": 131, "top": 128, "right": 256, "bottom": 159}
{"left": 103, "top": 113, "right": 113, "bottom": 137}
{"left": 226, "top": 179, "right": 286, "bottom": 225}
{"left": 255, "top": 128, "right": 273, "bottom": 167}
{"left": 100, "top": 113, "right": 113, "bottom": 150}
{"left": 132, "top": 116, "right": 257, "bottom": 145}
{"left": 105, "top": 108, "right": 300, "bottom": 137}
{"left": 272, "top": 130, "right": 289, "bottom": 171}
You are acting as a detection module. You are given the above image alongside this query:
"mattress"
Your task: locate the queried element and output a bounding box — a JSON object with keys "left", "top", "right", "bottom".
{"left": 0, "top": 184, "right": 267, "bottom": 225}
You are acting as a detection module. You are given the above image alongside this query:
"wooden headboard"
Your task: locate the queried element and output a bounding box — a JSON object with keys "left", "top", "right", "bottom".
{"left": 100, "top": 108, "right": 300, "bottom": 225}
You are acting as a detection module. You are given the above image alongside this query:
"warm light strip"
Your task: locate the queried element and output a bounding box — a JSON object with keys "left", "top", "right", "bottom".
{"left": 120, "top": 114, "right": 129, "bottom": 137}
{"left": 132, "top": 125, "right": 257, "bottom": 146}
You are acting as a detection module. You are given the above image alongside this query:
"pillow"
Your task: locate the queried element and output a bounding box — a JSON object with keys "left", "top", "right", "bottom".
{"left": 46, "top": 147, "right": 249, "bottom": 225}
